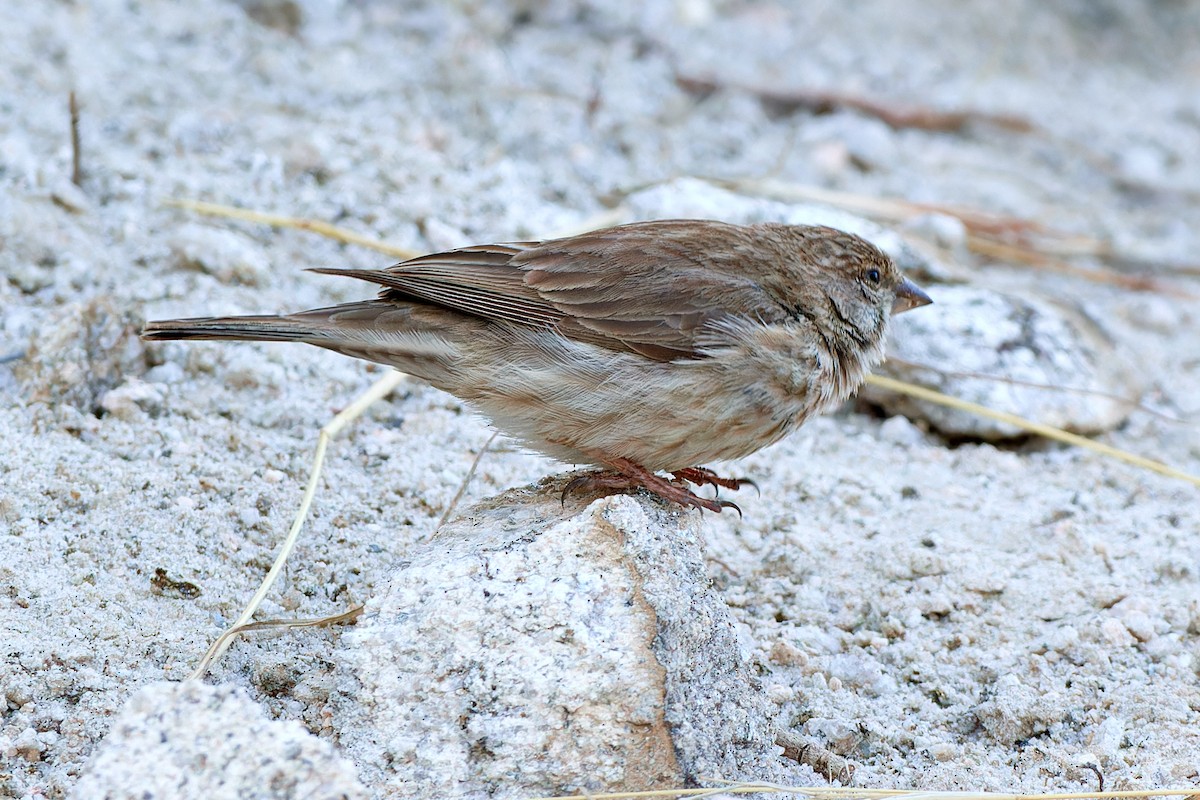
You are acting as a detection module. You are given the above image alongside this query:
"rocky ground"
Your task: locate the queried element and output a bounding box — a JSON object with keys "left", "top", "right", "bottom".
{"left": 2, "top": 1, "right": 1198, "bottom": 798}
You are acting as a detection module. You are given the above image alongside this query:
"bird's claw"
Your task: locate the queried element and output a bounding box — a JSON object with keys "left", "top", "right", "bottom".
{"left": 564, "top": 459, "right": 748, "bottom": 515}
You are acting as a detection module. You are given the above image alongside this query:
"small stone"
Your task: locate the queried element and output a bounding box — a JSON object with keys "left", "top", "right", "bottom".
{"left": 13, "top": 727, "right": 43, "bottom": 761}
{"left": 420, "top": 217, "right": 469, "bottom": 252}
{"left": 974, "top": 675, "right": 1067, "bottom": 746}
{"left": 223, "top": 350, "right": 285, "bottom": 389}
{"left": 810, "top": 140, "right": 852, "bottom": 178}
{"left": 877, "top": 415, "right": 924, "bottom": 446}
{"left": 765, "top": 684, "right": 795, "bottom": 704}
{"left": 1090, "top": 717, "right": 1127, "bottom": 756}
{"left": 145, "top": 362, "right": 186, "bottom": 385}
{"left": 1109, "top": 596, "right": 1163, "bottom": 644}
{"left": 1116, "top": 143, "right": 1168, "bottom": 184}
{"left": 804, "top": 718, "right": 861, "bottom": 754}
{"left": 901, "top": 212, "right": 968, "bottom": 252}
{"left": 1099, "top": 617, "right": 1135, "bottom": 647}
{"left": 928, "top": 742, "right": 956, "bottom": 762}
{"left": 99, "top": 379, "right": 164, "bottom": 420}
{"left": 1119, "top": 611, "right": 1157, "bottom": 643}
{"left": 237, "top": 504, "right": 263, "bottom": 528}
{"left": 1046, "top": 625, "right": 1079, "bottom": 653}
{"left": 50, "top": 179, "right": 93, "bottom": 214}
{"left": 768, "top": 641, "right": 808, "bottom": 667}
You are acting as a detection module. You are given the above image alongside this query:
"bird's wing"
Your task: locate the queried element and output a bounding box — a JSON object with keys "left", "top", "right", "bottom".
{"left": 313, "top": 221, "right": 789, "bottom": 361}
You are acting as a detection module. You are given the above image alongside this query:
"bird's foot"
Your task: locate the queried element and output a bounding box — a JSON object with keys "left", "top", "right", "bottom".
{"left": 563, "top": 457, "right": 741, "bottom": 515}
{"left": 671, "top": 466, "right": 758, "bottom": 495}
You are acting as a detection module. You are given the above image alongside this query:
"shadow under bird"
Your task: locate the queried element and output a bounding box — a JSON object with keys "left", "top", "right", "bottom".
{"left": 143, "top": 219, "right": 932, "bottom": 513}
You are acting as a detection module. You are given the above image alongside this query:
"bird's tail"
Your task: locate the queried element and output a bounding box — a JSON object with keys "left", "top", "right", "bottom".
{"left": 141, "top": 302, "right": 459, "bottom": 381}
{"left": 141, "top": 314, "right": 321, "bottom": 343}
{"left": 141, "top": 301, "right": 395, "bottom": 343}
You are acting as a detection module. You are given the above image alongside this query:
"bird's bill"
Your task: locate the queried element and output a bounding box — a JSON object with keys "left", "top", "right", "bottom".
{"left": 891, "top": 278, "right": 933, "bottom": 315}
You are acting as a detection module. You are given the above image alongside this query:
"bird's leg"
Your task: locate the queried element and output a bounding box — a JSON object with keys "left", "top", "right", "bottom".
{"left": 563, "top": 456, "right": 741, "bottom": 515}
{"left": 671, "top": 466, "right": 758, "bottom": 494}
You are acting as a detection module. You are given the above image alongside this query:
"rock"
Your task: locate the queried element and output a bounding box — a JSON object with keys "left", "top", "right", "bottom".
{"left": 98, "top": 378, "right": 164, "bottom": 420}
{"left": 73, "top": 681, "right": 366, "bottom": 800}
{"left": 865, "top": 285, "right": 1136, "bottom": 439}
{"left": 332, "top": 489, "right": 800, "bottom": 798}
{"left": 974, "top": 674, "right": 1067, "bottom": 746}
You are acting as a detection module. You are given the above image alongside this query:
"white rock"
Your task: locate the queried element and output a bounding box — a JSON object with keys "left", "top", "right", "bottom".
{"left": 866, "top": 285, "right": 1136, "bottom": 438}
{"left": 878, "top": 414, "right": 925, "bottom": 446}
{"left": 73, "top": 681, "right": 365, "bottom": 799}
{"left": 332, "top": 490, "right": 802, "bottom": 798}
{"left": 145, "top": 361, "right": 186, "bottom": 384}
{"left": 974, "top": 675, "right": 1067, "bottom": 746}
{"left": 99, "top": 378, "right": 164, "bottom": 420}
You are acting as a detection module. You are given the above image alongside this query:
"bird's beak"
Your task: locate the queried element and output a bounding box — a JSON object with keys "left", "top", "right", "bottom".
{"left": 891, "top": 278, "right": 933, "bottom": 315}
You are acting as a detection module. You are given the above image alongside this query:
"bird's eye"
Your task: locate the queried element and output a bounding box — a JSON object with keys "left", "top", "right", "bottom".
{"left": 865, "top": 268, "right": 881, "bottom": 284}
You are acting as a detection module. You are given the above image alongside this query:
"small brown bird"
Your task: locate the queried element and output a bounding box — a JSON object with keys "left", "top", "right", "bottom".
{"left": 143, "top": 220, "right": 931, "bottom": 512}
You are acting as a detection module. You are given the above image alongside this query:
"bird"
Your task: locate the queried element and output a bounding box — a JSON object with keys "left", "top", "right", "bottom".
{"left": 142, "top": 219, "right": 931, "bottom": 513}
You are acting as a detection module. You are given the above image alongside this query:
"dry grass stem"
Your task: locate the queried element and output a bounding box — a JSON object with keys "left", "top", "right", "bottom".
{"left": 189, "top": 370, "right": 407, "bottom": 678}
{"left": 164, "top": 198, "right": 422, "bottom": 258}
{"left": 69, "top": 91, "right": 82, "bottom": 186}
{"left": 866, "top": 374, "right": 1200, "bottom": 489}
{"left": 676, "top": 75, "right": 1035, "bottom": 133}
{"left": 526, "top": 786, "right": 1200, "bottom": 800}
{"left": 435, "top": 431, "right": 499, "bottom": 531}
{"left": 886, "top": 358, "right": 1186, "bottom": 424}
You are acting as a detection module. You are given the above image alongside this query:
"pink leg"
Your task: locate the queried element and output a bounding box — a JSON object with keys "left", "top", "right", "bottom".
{"left": 671, "top": 466, "right": 758, "bottom": 494}
{"left": 563, "top": 457, "right": 742, "bottom": 515}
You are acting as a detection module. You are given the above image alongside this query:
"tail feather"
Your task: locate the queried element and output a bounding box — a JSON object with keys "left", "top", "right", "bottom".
{"left": 141, "top": 314, "right": 323, "bottom": 343}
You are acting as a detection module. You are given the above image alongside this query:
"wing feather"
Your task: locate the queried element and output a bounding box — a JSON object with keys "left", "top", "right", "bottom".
{"left": 313, "top": 221, "right": 791, "bottom": 361}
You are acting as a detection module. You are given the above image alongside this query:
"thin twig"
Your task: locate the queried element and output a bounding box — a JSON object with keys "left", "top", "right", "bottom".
{"left": 525, "top": 784, "right": 1200, "bottom": 800}
{"left": 69, "top": 91, "right": 82, "bottom": 186}
{"left": 676, "top": 75, "right": 1035, "bottom": 133}
{"left": 711, "top": 177, "right": 1191, "bottom": 295}
{"left": 164, "top": 199, "right": 422, "bottom": 259}
{"left": 776, "top": 729, "right": 856, "bottom": 785}
{"left": 192, "top": 606, "right": 365, "bottom": 661}
{"left": 190, "top": 371, "right": 407, "bottom": 678}
{"left": 436, "top": 431, "right": 499, "bottom": 530}
{"left": 885, "top": 358, "right": 1189, "bottom": 424}
{"left": 965, "top": 236, "right": 1193, "bottom": 297}
{"left": 713, "top": 177, "right": 1049, "bottom": 240}
{"left": 866, "top": 373, "right": 1200, "bottom": 489}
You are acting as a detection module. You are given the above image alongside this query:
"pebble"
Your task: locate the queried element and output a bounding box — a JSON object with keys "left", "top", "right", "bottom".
{"left": 99, "top": 379, "right": 164, "bottom": 420}
{"left": 877, "top": 414, "right": 925, "bottom": 446}
{"left": 1099, "top": 617, "right": 1135, "bottom": 647}
{"left": 927, "top": 742, "right": 956, "bottom": 762}
{"left": 145, "top": 362, "right": 186, "bottom": 385}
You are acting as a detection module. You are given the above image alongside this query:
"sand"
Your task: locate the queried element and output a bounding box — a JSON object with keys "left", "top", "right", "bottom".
{"left": 2, "top": 1, "right": 1198, "bottom": 797}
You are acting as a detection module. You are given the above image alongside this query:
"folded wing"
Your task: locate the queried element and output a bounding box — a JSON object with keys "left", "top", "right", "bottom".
{"left": 313, "top": 220, "right": 789, "bottom": 361}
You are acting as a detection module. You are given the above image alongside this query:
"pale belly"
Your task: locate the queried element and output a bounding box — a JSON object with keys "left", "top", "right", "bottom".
{"left": 447, "top": 330, "right": 840, "bottom": 472}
